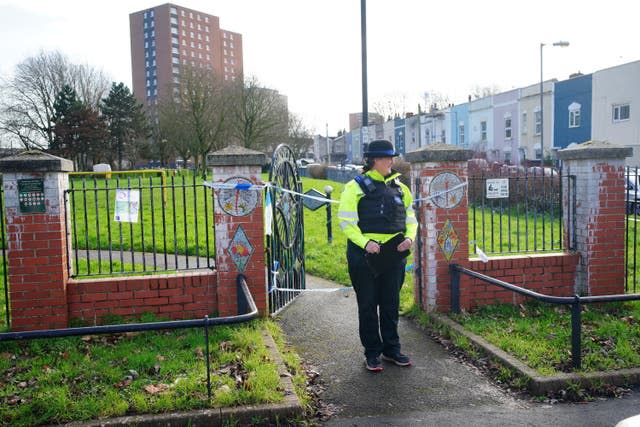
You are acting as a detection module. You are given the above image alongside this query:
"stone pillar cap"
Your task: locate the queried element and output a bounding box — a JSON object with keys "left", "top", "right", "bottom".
{"left": 405, "top": 143, "right": 474, "bottom": 163}
{"left": 557, "top": 140, "right": 632, "bottom": 160}
{"left": 207, "top": 145, "right": 266, "bottom": 166}
{"left": 0, "top": 150, "right": 74, "bottom": 173}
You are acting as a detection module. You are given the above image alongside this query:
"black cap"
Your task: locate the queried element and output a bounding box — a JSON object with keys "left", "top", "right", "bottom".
{"left": 364, "top": 139, "right": 399, "bottom": 158}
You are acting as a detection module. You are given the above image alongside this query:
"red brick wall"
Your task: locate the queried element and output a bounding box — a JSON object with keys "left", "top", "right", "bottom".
{"left": 68, "top": 271, "right": 217, "bottom": 325}
{"left": 582, "top": 163, "right": 626, "bottom": 295}
{"left": 456, "top": 253, "right": 579, "bottom": 311}
{"left": 6, "top": 212, "right": 70, "bottom": 331}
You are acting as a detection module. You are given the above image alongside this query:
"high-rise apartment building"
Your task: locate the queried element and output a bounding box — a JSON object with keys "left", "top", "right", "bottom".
{"left": 129, "top": 3, "right": 243, "bottom": 107}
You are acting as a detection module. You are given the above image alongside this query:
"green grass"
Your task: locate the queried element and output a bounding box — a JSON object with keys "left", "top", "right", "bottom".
{"left": 450, "top": 300, "right": 640, "bottom": 375}
{"left": 0, "top": 319, "right": 290, "bottom": 427}
{"left": 68, "top": 171, "right": 213, "bottom": 258}
{"left": 469, "top": 204, "right": 563, "bottom": 255}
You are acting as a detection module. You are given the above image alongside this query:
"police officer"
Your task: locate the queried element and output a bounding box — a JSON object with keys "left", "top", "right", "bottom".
{"left": 338, "top": 139, "right": 417, "bottom": 372}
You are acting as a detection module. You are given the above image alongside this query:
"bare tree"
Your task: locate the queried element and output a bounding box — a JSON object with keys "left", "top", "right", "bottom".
{"left": 469, "top": 84, "right": 501, "bottom": 100}
{"left": 287, "top": 113, "right": 313, "bottom": 157}
{"left": 157, "top": 64, "right": 228, "bottom": 173}
{"left": 373, "top": 91, "right": 408, "bottom": 121}
{"left": 227, "top": 76, "right": 288, "bottom": 153}
{"left": 0, "top": 50, "right": 110, "bottom": 150}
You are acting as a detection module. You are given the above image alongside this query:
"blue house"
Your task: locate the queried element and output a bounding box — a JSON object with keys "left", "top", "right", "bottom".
{"left": 553, "top": 74, "right": 592, "bottom": 149}
{"left": 450, "top": 103, "right": 469, "bottom": 147}
{"left": 394, "top": 118, "right": 406, "bottom": 155}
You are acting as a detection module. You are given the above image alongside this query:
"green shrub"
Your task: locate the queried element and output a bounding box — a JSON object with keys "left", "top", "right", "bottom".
{"left": 307, "top": 163, "right": 328, "bottom": 179}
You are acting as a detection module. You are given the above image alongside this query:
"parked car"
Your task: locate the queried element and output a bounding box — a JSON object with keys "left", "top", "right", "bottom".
{"left": 296, "top": 158, "right": 316, "bottom": 167}
{"left": 626, "top": 168, "right": 640, "bottom": 214}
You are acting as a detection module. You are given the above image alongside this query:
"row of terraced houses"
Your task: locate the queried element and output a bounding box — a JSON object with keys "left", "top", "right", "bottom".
{"left": 316, "top": 59, "right": 640, "bottom": 166}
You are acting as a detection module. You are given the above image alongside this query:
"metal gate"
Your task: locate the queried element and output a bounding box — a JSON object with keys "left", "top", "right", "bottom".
{"left": 266, "top": 144, "right": 305, "bottom": 315}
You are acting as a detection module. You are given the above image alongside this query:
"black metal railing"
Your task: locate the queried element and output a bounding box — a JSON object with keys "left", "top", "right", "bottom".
{"left": 0, "top": 274, "right": 257, "bottom": 400}
{"left": 450, "top": 264, "right": 640, "bottom": 370}
{"left": 625, "top": 166, "right": 640, "bottom": 293}
{"left": 65, "top": 172, "right": 215, "bottom": 277}
{"left": 468, "top": 167, "right": 575, "bottom": 255}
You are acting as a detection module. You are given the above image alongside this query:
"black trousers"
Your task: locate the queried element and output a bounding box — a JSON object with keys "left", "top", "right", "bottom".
{"left": 347, "top": 240, "right": 406, "bottom": 359}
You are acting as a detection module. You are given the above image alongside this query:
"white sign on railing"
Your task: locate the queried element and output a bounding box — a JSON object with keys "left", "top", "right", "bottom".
{"left": 486, "top": 178, "right": 509, "bottom": 199}
{"left": 114, "top": 189, "right": 140, "bottom": 223}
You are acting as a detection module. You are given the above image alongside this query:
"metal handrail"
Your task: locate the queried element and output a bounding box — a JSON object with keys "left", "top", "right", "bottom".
{"left": 0, "top": 274, "right": 258, "bottom": 399}
{"left": 450, "top": 264, "right": 640, "bottom": 370}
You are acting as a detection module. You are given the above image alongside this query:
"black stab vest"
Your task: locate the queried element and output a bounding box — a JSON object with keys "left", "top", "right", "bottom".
{"left": 357, "top": 178, "right": 406, "bottom": 234}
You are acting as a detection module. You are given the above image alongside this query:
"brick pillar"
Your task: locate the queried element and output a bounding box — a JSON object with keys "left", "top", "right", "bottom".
{"left": 406, "top": 144, "right": 473, "bottom": 312}
{"left": 207, "top": 146, "right": 267, "bottom": 316}
{"left": 557, "top": 140, "right": 632, "bottom": 295}
{"left": 0, "top": 151, "right": 73, "bottom": 331}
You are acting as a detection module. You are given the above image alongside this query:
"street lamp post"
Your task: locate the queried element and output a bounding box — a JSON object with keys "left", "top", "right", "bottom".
{"left": 539, "top": 40, "right": 569, "bottom": 165}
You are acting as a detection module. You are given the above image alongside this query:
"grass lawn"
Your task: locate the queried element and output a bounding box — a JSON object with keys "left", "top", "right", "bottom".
{"left": 0, "top": 319, "right": 311, "bottom": 427}
{"left": 449, "top": 300, "right": 640, "bottom": 375}
{"left": 1, "top": 320, "right": 276, "bottom": 426}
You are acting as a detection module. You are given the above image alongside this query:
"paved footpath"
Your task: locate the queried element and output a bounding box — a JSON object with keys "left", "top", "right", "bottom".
{"left": 277, "top": 275, "right": 640, "bottom": 427}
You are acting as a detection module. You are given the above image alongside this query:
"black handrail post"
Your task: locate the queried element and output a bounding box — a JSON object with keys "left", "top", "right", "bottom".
{"left": 450, "top": 264, "right": 460, "bottom": 313}
{"left": 325, "top": 185, "right": 333, "bottom": 244}
{"left": 204, "top": 315, "right": 212, "bottom": 400}
{"left": 237, "top": 274, "right": 248, "bottom": 315}
{"left": 571, "top": 294, "right": 582, "bottom": 370}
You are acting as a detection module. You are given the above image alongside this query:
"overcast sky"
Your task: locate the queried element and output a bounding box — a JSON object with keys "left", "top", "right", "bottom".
{"left": 1, "top": 0, "right": 637, "bottom": 136}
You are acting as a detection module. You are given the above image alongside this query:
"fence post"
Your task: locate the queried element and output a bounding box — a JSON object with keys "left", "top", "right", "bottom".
{"left": 405, "top": 145, "right": 473, "bottom": 312}
{"left": 207, "top": 146, "right": 267, "bottom": 316}
{"left": 0, "top": 151, "right": 73, "bottom": 331}
{"left": 324, "top": 185, "right": 333, "bottom": 244}
{"left": 450, "top": 264, "right": 460, "bottom": 313}
{"left": 557, "top": 141, "right": 632, "bottom": 295}
{"left": 571, "top": 294, "right": 582, "bottom": 370}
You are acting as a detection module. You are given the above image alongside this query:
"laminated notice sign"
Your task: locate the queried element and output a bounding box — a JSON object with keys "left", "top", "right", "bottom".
{"left": 486, "top": 178, "right": 509, "bottom": 199}
{"left": 114, "top": 189, "right": 140, "bottom": 223}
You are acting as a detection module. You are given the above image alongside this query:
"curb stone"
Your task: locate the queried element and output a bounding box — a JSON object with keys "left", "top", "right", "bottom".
{"left": 61, "top": 332, "right": 303, "bottom": 427}
{"left": 430, "top": 312, "right": 640, "bottom": 395}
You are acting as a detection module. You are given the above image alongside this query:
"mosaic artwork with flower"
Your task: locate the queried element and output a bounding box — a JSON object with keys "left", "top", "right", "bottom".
{"left": 227, "top": 225, "right": 254, "bottom": 272}
{"left": 437, "top": 219, "right": 460, "bottom": 262}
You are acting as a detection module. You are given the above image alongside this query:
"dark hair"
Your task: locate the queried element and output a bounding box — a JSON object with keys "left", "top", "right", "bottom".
{"left": 362, "top": 157, "right": 375, "bottom": 172}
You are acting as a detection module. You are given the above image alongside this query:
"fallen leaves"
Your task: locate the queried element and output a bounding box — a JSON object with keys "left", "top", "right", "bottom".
{"left": 144, "top": 383, "right": 169, "bottom": 394}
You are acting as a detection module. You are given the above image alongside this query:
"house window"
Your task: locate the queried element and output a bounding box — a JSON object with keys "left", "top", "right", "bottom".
{"left": 535, "top": 147, "right": 542, "bottom": 160}
{"left": 521, "top": 112, "right": 527, "bottom": 134}
{"left": 504, "top": 151, "right": 511, "bottom": 164}
{"left": 480, "top": 121, "right": 487, "bottom": 142}
{"left": 613, "top": 104, "right": 630, "bottom": 122}
{"left": 504, "top": 116, "right": 512, "bottom": 139}
{"left": 534, "top": 109, "right": 542, "bottom": 135}
{"left": 569, "top": 102, "right": 581, "bottom": 128}
{"left": 458, "top": 123, "right": 464, "bottom": 145}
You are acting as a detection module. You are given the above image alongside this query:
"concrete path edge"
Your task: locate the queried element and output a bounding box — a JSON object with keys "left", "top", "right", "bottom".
{"left": 63, "top": 332, "right": 303, "bottom": 427}
{"left": 429, "top": 312, "right": 640, "bottom": 395}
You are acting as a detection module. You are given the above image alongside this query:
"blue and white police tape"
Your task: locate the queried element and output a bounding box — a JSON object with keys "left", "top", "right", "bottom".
{"left": 268, "top": 261, "right": 350, "bottom": 293}
{"left": 203, "top": 181, "right": 339, "bottom": 204}
{"left": 413, "top": 181, "right": 468, "bottom": 204}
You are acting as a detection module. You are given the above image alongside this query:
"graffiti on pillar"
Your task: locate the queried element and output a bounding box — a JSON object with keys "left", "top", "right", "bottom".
{"left": 429, "top": 172, "right": 464, "bottom": 209}
{"left": 218, "top": 177, "right": 258, "bottom": 216}
{"left": 437, "top": 219, "right": 459, "bottom": 262}
{"left": 227, "top": 225, "right": 254, "bottom": 272}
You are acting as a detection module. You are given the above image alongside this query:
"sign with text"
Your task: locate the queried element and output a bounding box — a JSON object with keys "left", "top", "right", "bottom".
{"left": 18, "top": 178, "right": 46, "bottom": 213}
{"left": 486, "top": 178, "right": 509, "bottom": 199}
{"left": 114, "top": 189, "right": 140, "bottom": 223}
